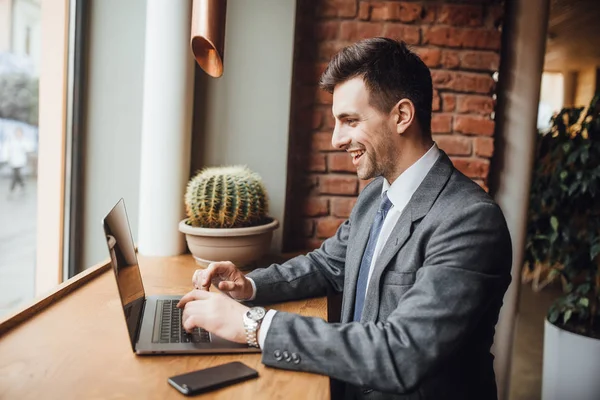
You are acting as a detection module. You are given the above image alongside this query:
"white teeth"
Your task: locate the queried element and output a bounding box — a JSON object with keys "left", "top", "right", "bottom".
{"left": 349, "top": 150, "right": 365, "bottom": 158}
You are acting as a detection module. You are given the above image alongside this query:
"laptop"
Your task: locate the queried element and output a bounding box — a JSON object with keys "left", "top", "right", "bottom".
{"left": 102, "top": 198, "right": 260, "bottom": 355}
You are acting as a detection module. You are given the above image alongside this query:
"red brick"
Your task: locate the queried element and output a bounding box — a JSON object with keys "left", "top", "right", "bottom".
{"left": 319, "top": 175, "right": 358, "bottom": 195}
{"left": 328, "top": 152, "right": 356, "bottom": 173}
{"left": 303, "top": 219, "right": 315, "bottom": 237}
{"left": 462, "top": 28, "right": 501, "bottom": 51}
{"left": 441, "top": 93, "right": 456, "bottom": 111}
{"left": 434, "top": 135, "right": 472, "bottom": 156}
{"left": 415, "top": 47, "right": 441, "bottom": 68}
{"left": 452, "top": 158, "right": 490, "bottom": 179}
{"left": 454, "top": 72, "right": 495, "bottom": 94}
{"left": 461, "top": 51, "right": 500, "bottom": 71}
{"left": 441, "top": 50, "right": 460, "bottom": 69}
{"left": 308, "top": 154, "right": 327, "bottom": 172}
{"left": 432, "top": 89, "right": 441, "bottom": 111}
{"left": 303, "top": 197, "right": 329, "bottom": 217}
{"left": 316, "top": 217, "right": 346, "bottom": 238}
{"left": 358, "top": 1, "right": 371, "bottom": 20}
{"left": 422, "top": 4, "right": 437, "bottom": 23}
{"left": 312, "top": 110, "right": 323, "bottom": 129}
{"left": 340, "top": 21, "right": 383, "bottom": 41}
{"left": 331, "top": 197, "right": 357, "bottom": 218}
{"left": 383, "top": 24, "right": 420, "bottom": 45}
{"left": 456, "top": 95, "right": 495, "bottom": 116}
{"left": 316, "top": 90, "right": 333, "bottom": 105}
{"left": 302, "top": 175, "right": 319, "bottom": 192}
{"left": 315, "top": 21, "right": 340, "bottom": 41}
{"left": 474, "top": 137, "right": 494, "bottom": 157}
{"left": 423, "top": 26, "right": 501, "bottom": 50}
{"left": 431, "top": 70, "right": 453, "bottom": 87}
{"left": 486, "top": 4, "right": 504, "bottom": 29}
{"left": 454, "top": 115, "right": 495, "bottom": 136}
{"left": 318, "top": 41, "right": 348, "bottom": 61}
{"left": 431, "top": 113, "right": 453, "bottom": 134}
{"left": 323, "top": 110, "right": 335, "bottom": 129}
{"left": 317, "top": 0, "right": 358, "bottom": 18}
{"left": 297, "top": 63, "right": 328, "bottom": 85}
{"left": 437, "top": 5, "right": 483, "bottom": 27}
{"left": 359, "top": 178, "right": 373, "bottom": 192}
{"left": 311, "top": 132, "right": 334, "bottom": 151}
{"left": 371, "top": 2, "right": 422, "bottom": 23}
{"left": 432, "top": 71, "right": 495, "bottom": 94}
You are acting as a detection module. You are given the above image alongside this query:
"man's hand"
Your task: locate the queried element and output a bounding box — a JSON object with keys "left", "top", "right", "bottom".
{"left": 192, "top": 261, "right": 254, "bottom": 300}
{"left": 176, "top": 289, "right": 249, "bottom": 344}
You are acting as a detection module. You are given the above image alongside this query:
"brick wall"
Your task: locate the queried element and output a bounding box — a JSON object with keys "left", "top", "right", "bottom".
{"left": 283, "top": 0, "right": 504, "bottom": 251}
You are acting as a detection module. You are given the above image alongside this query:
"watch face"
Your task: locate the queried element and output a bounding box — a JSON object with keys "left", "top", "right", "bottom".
{"left": 247, "top": 307, "right": 266, "bottom": 321}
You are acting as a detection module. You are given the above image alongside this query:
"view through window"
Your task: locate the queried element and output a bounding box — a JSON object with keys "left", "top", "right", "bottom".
{"left": 0, "top": 0, "right": 40, "bottom": 317}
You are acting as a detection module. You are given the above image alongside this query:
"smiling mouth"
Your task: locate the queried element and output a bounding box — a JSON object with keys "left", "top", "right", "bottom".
{"left": 348, "top": 150, "right": 365, "bottom": 166}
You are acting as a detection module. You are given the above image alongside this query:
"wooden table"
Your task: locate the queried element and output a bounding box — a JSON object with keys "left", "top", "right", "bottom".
{"left": 0, "top": 255, "right": 330, "bottom": 399}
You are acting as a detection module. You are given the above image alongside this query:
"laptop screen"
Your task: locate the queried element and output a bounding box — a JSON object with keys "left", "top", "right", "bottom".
{"left": 102, "top": 199, "right": 146, "bottom": 350}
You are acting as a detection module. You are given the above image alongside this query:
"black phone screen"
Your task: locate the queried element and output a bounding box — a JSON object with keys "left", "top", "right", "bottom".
{"left": 168, "top": 362, "right": 259, "bottom": 395}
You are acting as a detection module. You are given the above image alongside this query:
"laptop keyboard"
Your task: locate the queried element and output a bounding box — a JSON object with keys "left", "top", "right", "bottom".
{"left": 154, "top": 299, "right": 210, "bottom": 344}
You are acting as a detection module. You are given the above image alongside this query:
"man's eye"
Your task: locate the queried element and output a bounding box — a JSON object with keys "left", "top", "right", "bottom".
{"left": 346, "top": 119, "right": 358, "bottom": 125}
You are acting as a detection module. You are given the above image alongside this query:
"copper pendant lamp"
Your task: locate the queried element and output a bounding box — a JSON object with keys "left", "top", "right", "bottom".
{"left": 191, "top": 0, "right": 227, "bottom": 78}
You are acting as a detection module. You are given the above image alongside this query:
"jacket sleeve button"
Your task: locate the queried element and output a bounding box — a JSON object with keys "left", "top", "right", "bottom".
{"left": 291, "top": 352, "right": 301, "bottom": 364}
{"left": 273, "top": 350, "right": 282, "bottom": 361}
{"left": 282, "top": 350, "right": 291, "bottom": 362}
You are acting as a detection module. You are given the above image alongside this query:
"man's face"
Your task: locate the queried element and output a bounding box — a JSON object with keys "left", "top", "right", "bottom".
{"left": 331, "top": 77, "right": 397, "bottom": 181}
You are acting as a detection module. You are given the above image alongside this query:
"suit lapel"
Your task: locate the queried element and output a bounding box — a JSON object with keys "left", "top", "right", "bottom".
{"left": 340, "top": 186, "right": 381, "bottom": 323}
{"left": 361, "top": 151, "right": 455, "bottom": 323}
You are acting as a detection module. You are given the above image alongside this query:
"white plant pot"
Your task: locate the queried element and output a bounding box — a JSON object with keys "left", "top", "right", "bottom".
{"left": 542, "top": 319, "right": 600, "bottom": 400}
{"left": 178, "top": 218, "right": 279, "bottom": 270}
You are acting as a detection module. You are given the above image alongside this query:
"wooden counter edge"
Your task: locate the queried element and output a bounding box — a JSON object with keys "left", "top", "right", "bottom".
{"left": 0, "top": 259, "right": 111, "bottom": 336}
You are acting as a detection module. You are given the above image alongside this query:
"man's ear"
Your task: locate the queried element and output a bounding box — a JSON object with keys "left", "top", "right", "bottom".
{"left": 392, "top": 99, "right": 415, "bottom": 135}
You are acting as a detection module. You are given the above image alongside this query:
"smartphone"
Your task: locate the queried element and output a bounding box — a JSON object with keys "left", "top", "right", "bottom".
{"left": 168, "top": 362, "right": 259, "bottom": 396}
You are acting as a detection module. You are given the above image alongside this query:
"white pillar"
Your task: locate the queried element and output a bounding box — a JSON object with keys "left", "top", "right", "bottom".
{"left": 138, "top": 0, "right": 194, "bottom": 256}
{"left": 490, "top": 0, "right": 550, "bottom": 399}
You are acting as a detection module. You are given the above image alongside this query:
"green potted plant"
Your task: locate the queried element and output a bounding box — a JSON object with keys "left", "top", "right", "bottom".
{"left": 524, "top": 94, "right": 600, "bottom": 399}
{"left": 178, "top": 165, "right": 279, "bottom": 270}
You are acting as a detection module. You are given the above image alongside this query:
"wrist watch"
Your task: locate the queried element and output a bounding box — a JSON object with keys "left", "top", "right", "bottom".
{"left": 243, "top": 306, "right": 266, "bottom": 348}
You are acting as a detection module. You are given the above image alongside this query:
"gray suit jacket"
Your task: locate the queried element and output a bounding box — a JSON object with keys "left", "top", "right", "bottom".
{"left": 247, "top": 151, "right": 512, "bottom": 400}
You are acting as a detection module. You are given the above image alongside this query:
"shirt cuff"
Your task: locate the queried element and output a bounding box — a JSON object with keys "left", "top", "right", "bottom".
{"left": 258, "top": 309, "right": 277, "bottom": 350}
{"left": 246, "top": 277, "right": 257, "bottom": 301}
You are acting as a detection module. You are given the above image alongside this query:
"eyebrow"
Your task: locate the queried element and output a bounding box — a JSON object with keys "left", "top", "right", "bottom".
{"left": 334, "top": 111, "right": 360, "bottom": 120}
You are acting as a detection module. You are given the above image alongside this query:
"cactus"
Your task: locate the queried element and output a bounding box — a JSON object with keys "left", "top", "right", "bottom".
{"left": 184, "top": 166, "right": 269, "bottom": 228}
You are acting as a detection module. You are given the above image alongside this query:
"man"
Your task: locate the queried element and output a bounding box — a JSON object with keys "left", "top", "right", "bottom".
{"left": 178, "top": 38, "right": 512, "bottom": 399}
{"left": 6, "top": 127, "right": 30, "bottom": 197}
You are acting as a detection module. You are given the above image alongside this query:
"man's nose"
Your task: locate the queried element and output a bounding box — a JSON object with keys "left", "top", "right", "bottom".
{"left": 331, "top": 123, "right": 351, "bottom": 150}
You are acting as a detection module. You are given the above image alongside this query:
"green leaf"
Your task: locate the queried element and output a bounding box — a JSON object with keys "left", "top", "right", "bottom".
{"left": 578, "top": 298, "right": 589, "bottom": 307}
{"left": 563, "top": 309, "right": 573, "bottom": 324}
{"left": 550, "top": 216, "right": 559, "bottom": 231}
{"left": 560, "top": 170, "right": 568, "bottom": 181}
{"left": 549, "top": 309, "right": 560, "bottom": 323}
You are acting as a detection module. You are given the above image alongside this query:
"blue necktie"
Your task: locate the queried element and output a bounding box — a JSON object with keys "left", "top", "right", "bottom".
{"left": 353, "top": 192, "right": 393, "bottom": 322}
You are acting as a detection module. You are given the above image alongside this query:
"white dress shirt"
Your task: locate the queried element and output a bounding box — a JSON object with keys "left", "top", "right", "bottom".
{"left": 249, "top": 143, "right": 441, "bottom": 349}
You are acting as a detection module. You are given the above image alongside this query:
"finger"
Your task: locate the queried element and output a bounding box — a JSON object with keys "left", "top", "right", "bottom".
{"left": 177, "top": 289, "right": 211, "bottom": 308}
{"left": 218, "top": 280, "right": 236, "bottom": 291}
{"left": 192, "top": 269, "right": 202, "bottom": 289}
{"left": 182, "top": 312, "right": 199, "bottom": 333}
{"left": 204, "top": 261, "right": 236, "bottom": 285}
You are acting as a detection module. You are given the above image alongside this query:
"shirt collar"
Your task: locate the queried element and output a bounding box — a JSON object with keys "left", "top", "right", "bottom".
{"left": 382, "top": 143, "right": 440, "bottom": 208}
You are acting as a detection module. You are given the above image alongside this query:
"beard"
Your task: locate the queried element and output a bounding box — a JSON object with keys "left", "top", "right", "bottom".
{"left": 356, "top": 127, "right": 395, "bottom": 181}
{"left": 356, "top": 150, "right": 381, "bottom": 180}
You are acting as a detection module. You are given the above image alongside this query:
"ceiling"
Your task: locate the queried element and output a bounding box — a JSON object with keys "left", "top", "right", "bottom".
{"left": 544, "top": 0, "right": 600, "bottom": 72}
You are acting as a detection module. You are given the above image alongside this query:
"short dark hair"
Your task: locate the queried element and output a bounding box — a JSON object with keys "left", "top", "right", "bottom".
{"left": 319, "top": 37, "right": 433, "bottom": 135}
